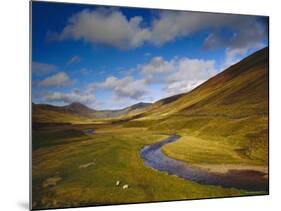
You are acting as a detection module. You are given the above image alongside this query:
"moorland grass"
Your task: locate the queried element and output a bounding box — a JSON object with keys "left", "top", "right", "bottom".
{"left": 32, "top": 125, "right": 247, "bottom": 209}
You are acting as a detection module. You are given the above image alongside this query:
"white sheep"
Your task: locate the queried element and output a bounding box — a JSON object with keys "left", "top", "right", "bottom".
{"left": 122, "top": 184, "right": 129, "bottom": 189}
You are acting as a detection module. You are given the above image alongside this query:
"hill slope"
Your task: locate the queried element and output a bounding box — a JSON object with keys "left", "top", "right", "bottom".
{"left": 134, "top": 47, "right": 268, "bottom": 120}
{"left": 32, "top": 103, "right": 90, "bottom": 123}
{"left": 126, "top": 47, "right": 269, "bottom": 165}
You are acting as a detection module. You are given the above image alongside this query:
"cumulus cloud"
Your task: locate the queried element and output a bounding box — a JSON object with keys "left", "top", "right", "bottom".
{"left": 222, "top": 41, "right": 266, "bottom": 69}
{"left": 67, "top": 56, "right": 81, "bottom": 65}
{"left": 228, "top": 18, "right": 267, "bottom": 50}
{"left": 97, "top": 76, "right": 148, "bottom": 100}
{"left": 203, "top": 15, "right": 267, "bottom": 50}
{"left": 223, "top": 48, "right": 248, "bottom": 68}
{"left": 36, "top": 55, "right": 218, "bottom": 107}
{"left": 48, "top": 8, "right": 267, "bottom": 50}
{"left": 148, "top": 11, "right": 214, "bottom": 46}
{"left": 203, "top": 16, "right": 268, "bottom": 68}
{"left": 32, "top": 61, "right": 57, "bottom": 75}
{"left": 38, "top": 72, "right": 73, "bottom": 87}
{"left": 140, "top": 56, "right": 175, "bottom": 74}
{"left": 43, "top": 89, "right": 96, "bottom": 105}
{"left": 137, "top": 55, "right": 216, "bottom": 95}
{"left": 165, "top": 80, "right": 205, "bottom": 95}
{"left": 165, "top": 57, "right": 216, "bottom": 95}
{"left": 94, "top": 56, "right": 217, "bottom": 101}
{"left": 48, "top": 8, "right": 150, "bottom": 49}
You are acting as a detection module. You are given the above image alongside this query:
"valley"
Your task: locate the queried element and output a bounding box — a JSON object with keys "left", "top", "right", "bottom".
{"left": 32, "top": 47, "right": 269, "bottom": 209}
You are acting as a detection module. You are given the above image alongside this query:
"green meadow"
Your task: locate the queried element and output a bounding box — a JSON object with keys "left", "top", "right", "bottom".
{"left": 32, "top": 124, "right": 250, "bottom": 209}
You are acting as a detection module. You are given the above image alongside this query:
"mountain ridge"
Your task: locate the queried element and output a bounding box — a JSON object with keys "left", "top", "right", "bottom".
{"left": 131, "top": 47, "right": 269, "bottom": 121}
{"left": 32, "top": 101, "right": 152, "bottom": 122}
{"left": 33, "top": 47, "right": 268, "bottom": 125}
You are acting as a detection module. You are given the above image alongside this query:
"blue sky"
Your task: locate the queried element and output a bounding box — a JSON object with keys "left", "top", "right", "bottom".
{"left": 32, "top": 1, "right": 268, "bottom": 110}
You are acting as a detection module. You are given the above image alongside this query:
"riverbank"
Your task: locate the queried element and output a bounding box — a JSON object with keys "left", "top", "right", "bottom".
{"left": 141, "top": 134, "right": 268, "bottom": 192}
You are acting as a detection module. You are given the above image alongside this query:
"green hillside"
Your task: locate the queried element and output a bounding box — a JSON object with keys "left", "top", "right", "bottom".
{"left": 126, "top": 47, "right": 268, "bottom": 171}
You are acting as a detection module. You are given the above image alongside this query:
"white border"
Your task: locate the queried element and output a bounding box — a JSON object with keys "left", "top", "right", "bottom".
{"left": 1, "top": 0, "right": 280, "bottom": 211}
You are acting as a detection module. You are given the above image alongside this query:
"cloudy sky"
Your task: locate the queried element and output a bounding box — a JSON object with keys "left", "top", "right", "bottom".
{"left": 32, "top": 2, "right": 268, "bottom": 110}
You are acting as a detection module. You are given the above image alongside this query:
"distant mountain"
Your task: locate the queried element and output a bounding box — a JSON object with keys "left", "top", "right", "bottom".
{"left": 62, "top": 102, "right": 96, "bottom": 116}
{"left": 128, "top": 102, "right": 151, "bottom": 110}
{"left": 112, "top": 102, "right": 152, "bottom": 116}
{"left": 32, "top": 103, "right": 89, "bottom": 123}
{"left": 32, "top": 101, "right": 152, "bottom": 123}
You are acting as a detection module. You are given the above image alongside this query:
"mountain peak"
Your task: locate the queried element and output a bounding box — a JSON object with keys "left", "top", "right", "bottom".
{"left": 129, "top": 102, "right": 151, "bottom": 110}
{"left": 68, "top": 102, "right": 86, "bottom": 107}
{"left": 64, "top": 102, "right": 95, "bottom": 113}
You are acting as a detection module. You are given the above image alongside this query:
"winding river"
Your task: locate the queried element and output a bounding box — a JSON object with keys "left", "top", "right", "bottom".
{"left": 140, "top": 135, "right": 268, "bottom": 192}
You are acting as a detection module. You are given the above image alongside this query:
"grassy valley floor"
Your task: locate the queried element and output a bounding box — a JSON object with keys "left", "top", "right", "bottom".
{"left": 32, "top": 123, "right": 256, "bottom": 209}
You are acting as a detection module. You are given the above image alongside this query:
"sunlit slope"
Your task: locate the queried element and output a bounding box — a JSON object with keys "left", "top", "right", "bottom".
{"left": 135, "top": 47, "right": 268, "bottom": 120}
{"left": 127, "top": 47, "right": 269, "bottom": 165}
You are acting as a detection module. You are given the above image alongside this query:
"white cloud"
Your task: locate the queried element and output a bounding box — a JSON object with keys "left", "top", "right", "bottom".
{"left": 43, "top": 89, "right": 96, "bottom": 105}
{"left": 222, "top": 42, "right": 266, "bottom": 69}
{"left": 140, "top": 56, "right": 175, "bottom": 74}
{"left": 137, "top": 55, "right": 217, "bottom": 95}
{"left": 149, "top": 11, "right": 209, "bottom": 46}
{"left": 229, "top": 19, "right": 267, "bottom": 50}
{"left": 165, "top": 80, "right": 205, "bottom": 95}
{"left": 165, "top": 57, "right": 216, "bottom": 95}
{"left": 49, "top": 8, "right": 267, "bottom": 50}
{"left": 32, "top": 61, "right": 57, "bottom": 75}
{"left": 35, "top": 56, "right": 218, "bottom": 108}
{"left": 48, "top": 8, "right": 150, "bottom": 49}
{"left": 95, "top": 56, "right": 217, "bottom": 101}
{"left": 202, "top": 16, "right": 268, "bottom": 69}
{"left": 223, "top": 48, "right": 248, "bottom": 68}
{"left": 203, "top": 15, "right": 267, "bottom": 50}
{"left": 167, "top": 58, "right": 216, "bottom": 82}
{"left": 38, "top": 72, "right": 73, "bottom": 87}
{"left": 98, "top": 76, "right": 148, "bottom": 100}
